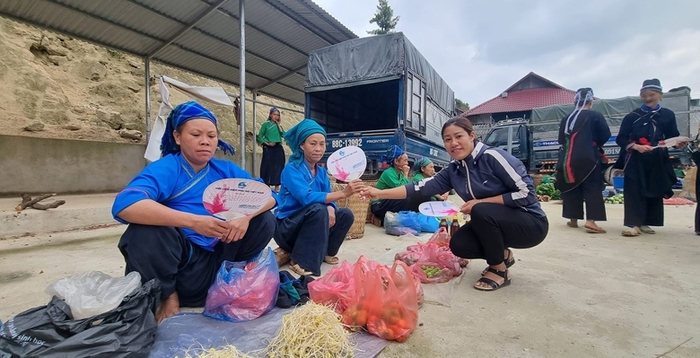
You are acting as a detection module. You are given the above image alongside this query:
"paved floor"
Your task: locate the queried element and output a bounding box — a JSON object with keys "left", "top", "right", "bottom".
{"left": 1, "top": 201, "right": 699, "bottom": 357}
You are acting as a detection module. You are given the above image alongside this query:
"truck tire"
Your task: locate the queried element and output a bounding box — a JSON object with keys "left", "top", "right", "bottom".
{"left": 604, "top": 166, "right": 623, "bottom": 186}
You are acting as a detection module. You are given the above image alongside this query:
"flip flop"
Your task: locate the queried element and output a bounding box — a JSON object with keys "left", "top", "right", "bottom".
{"left": 621, "top": 227, "right": 642, "bottom": 237}
{"left": 639, "top": 226, "right": 656, "bottom": 234}
{"left": 324, "top": 255, "right": 339, "bottom": 265}
{"left": 584, "top": 224, "right": 606, "bottom": 234}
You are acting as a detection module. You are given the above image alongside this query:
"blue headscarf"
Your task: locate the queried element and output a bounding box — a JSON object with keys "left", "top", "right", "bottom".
{"left": 283, "top": 119, "right": 326, "bottom": 165}
{"left": 380, "top": 145, "right": 405, "bottom": 166}
{"left": 160, "top": 101, "right": 235, "bottom": 157}
{"left": 268, "top": 107, "right": 280, "bottom": 121}
{"left": 413, "top": 156, "right": 432, "bottom": 173}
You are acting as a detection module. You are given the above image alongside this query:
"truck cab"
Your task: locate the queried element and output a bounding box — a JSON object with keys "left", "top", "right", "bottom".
{"left": 482, "top": 119, "right": 531, "bottom": 170}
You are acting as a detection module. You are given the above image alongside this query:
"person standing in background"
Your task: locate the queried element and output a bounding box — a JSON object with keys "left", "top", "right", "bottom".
{"left": 257, "top": 107, "right": 285, "bottom": 192}
{"left": 556, "top": 88, "right": 611, "bottom": 233}
{"left": 615, "top": 79, "right": 687, "bottom": 237}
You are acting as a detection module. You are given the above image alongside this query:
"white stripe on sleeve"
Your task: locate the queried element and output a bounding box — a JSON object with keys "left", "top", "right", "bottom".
{"left": 484, "top": 150, "right": 528, "bottom": 200}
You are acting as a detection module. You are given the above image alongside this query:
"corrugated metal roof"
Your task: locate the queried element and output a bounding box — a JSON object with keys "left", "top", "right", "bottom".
{"left": 0, "top": 0, "right": 357, "bottom": 106}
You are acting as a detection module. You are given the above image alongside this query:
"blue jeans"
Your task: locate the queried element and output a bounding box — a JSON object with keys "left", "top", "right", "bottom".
{"left": 274, "top": 203, "right": 354, "bottom": 275}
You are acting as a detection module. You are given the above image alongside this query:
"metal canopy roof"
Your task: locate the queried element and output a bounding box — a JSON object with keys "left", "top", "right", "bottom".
{"left": 0, "top": 0, "right": 357, "bottom": 106}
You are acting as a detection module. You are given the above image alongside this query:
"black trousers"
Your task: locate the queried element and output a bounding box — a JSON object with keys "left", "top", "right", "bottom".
{"left": 449, "top": 203, "right": 548, "bottom": 266}
{"left": 260, "top": 143, "right": 285, "bottom": 186}
{"left": 561, "top": 168, "right": 606, "bottom": 221}
{"left": 274, "top": 204, "right": 353, "bottom": 276}
{"left": 117, "top": 211, "right": 275, "bottom": 307}
{"left": 623, "top": 177, "right": 664, "bottom": 227}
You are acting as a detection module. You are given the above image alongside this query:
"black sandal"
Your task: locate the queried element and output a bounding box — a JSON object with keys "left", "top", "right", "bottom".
{"left": 474, "top": 267, "right": 511, "bottom": 291}
{"left": 481, "top": 248, "right": 515, "bottom": 275}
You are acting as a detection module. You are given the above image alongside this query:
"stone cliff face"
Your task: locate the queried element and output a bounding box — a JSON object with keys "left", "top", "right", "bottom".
{"left": 0, "top": 17, "right": 302, "bottom": 154}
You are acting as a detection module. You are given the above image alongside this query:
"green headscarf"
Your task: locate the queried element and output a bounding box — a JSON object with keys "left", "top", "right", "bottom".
{"left": 413, "top": 156, "right": 432, "bottom": 173}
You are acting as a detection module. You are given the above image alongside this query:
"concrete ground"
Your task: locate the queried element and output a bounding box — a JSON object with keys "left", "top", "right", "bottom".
{"left": 1, "top": 198, "right": 699, "bottom": 357}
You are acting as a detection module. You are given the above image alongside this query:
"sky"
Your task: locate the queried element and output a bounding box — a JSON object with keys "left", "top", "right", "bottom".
{"left": 313, "top": 0, "right": 700, "bottom": 107}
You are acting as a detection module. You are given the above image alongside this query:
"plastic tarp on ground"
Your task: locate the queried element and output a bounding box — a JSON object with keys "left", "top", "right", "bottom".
{"left": 530, "top": 87, "right": 692, "bottom": 137}
{"left": 305, "top": 32, "right": 454, "bottom": 113}
{"left": 149, "top": 309, "right": 389, "bottom": 358}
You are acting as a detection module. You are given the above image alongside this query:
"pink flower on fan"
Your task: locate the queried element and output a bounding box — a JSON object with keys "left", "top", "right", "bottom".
{"left": 334, "top": 163, "right": 349, "bottom": 181}
{"left": 204, "top": 185, "right": 229, "bottom": 214}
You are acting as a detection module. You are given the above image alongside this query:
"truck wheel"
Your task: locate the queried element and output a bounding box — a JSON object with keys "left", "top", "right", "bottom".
{"left": 604, "top": 166, "right": 623, "bottom": 185}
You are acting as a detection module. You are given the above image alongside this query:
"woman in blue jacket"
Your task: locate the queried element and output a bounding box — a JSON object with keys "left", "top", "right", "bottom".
{"left": 363, "top": 117, "right": 548, "bottom": 291}
{"left": 273, "top": 119, "right": 363, "bottom": 276}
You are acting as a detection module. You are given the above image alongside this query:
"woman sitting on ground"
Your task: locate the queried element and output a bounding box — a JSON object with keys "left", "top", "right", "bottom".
{"left": 112, "top": 101, "right": 277, "bottom": 322}
{"left": 362, "top": 117, "right": 549, "bottom": 291}
{"left": 412, "top": 157, "right": 449, "bottom": 201}
{"left": 370, "top": 145, "right": 421, "bottom": 225}
{"left": 273, "top": 119, "right": 363, "bottom": 276}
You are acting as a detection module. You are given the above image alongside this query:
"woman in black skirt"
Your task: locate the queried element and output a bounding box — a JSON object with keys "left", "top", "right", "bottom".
{"left": 257, "top": 107, "right": 286, "bottom": 191}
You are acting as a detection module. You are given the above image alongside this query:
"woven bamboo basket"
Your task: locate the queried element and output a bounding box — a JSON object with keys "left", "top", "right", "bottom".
{"left": 330, "top": 180, "right": 377, "bottom": 239}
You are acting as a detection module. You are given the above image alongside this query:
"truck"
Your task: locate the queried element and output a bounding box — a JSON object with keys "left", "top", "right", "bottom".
{"left": 304, "top": 32, "right": 455, "bottom": 178}
{"left": 481, "top": 87, "right": 695, "bottom": 184}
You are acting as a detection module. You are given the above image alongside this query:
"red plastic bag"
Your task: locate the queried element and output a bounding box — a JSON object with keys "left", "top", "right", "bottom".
{"left": 364, "top": 261, "right": 419, "bottom": 342}
{"left": 340, "top": 256, "right": 423, "bottom": 341}
{"left": 203, "top": 247, "right": 278, "bottom": 322}
{"left": 308, "top": 260, "right": 356, "bottom": 313}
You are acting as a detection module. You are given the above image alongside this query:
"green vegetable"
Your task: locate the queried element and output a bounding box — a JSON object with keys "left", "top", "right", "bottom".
{"left": 605, "top": 194, "right": 624, "bottom": 204}
{"left": 536, "top": 183, "right": 561, "bottom": 200}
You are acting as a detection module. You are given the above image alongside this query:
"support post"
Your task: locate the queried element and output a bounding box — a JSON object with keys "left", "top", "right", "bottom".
{"left": 252, "top": 91, "right": 257, "bottom": 176}
{"left": 238, "top": 0, "right": 246, "bottom": 169}
{"left": 144, "top": 57, "right": 151, "bottom": 143}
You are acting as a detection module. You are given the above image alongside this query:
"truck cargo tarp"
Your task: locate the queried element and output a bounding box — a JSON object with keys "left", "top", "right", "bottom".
{"left": 531, "top": 87, "right": 692, "bottom": 136}
{"left": 305, "top": 32, "right": 454, "bottom": 113}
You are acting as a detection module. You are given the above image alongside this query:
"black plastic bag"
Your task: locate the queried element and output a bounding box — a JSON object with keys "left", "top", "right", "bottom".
{"left": 0, "top": 279, "right": 160, "bottom": 358}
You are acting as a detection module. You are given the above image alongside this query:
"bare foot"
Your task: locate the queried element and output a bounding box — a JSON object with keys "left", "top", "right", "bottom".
{"left": 567, "top": 219, "right": 578, "bottom": 228}
{"left": 156, "top": 292, "right": 180, "bottom": 323}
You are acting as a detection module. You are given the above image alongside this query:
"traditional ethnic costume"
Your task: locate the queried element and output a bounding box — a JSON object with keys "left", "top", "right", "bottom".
{"left": 555, "top": 88, "right": 611, "bottom": 224}
{"left": 412, "top": 157, "right": 442, "bottom": 201}
{"left": 257, "top": 107, "right": 286, "bottom": 187}
{"left": 370, "top": 145, "right": 421, "bottom": 224}
{"left": 112, "top": 101, "right": 277, "bottom": 307}
{"left": 274, "top": 119, "right": 354, "bottom": 276}
{"left": 615, "top": 79, "right": 679, "bottom": 230}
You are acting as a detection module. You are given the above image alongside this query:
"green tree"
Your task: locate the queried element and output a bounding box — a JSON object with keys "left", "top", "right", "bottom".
{"left": 367, "top": 0, "right": 399, "bottom": 35}
{"left": 455, "top": 98, "right": 470, "bottom": 112}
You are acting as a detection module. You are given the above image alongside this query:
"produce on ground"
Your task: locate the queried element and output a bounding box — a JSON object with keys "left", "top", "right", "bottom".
{"left": 264, "top": 301, "right": 354, "bottom": 358}
{"left": 536, "top": 183, "right": 561, "bottom": 200}
{"left": 340, "top": 260, "right": 419, "bottom": 343}
{"left": 179, "top": 345, "right": 252, "bottom": 358}
{"left": 605, "top": 194, "right": 624, "bottom": 204}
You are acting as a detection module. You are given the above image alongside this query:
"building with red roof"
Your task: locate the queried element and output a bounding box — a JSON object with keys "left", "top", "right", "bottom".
{"left": 464, "top": 72, "right": 575, "bottom": 126}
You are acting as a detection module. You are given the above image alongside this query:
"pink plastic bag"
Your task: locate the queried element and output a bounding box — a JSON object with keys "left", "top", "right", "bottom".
{"left": 427, "top": 227, "right": 451, "bottom": 247}
{"left": 308, "top": 260, "right": 356, "bottom": 313}
{"left": 395, "top": 236, "right": 469, "bottom": 283}
{"left": 203, "top": 247, "right": 278, "bottom": 322}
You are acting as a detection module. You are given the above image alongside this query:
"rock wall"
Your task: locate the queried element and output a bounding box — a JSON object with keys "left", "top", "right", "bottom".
{"left": 0, "top": 17, "right": 303, "bottom": 155}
